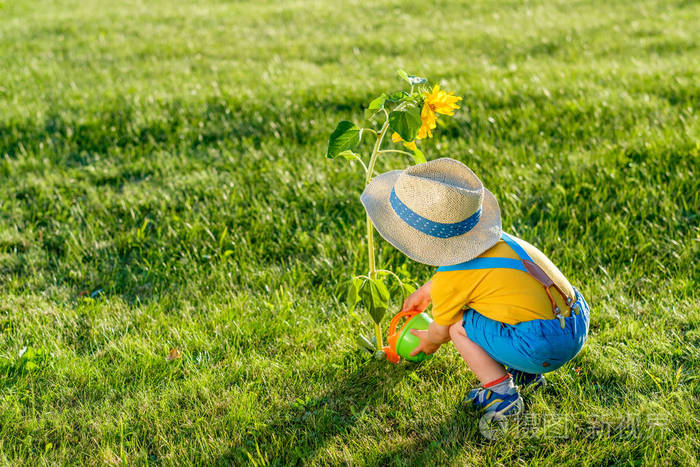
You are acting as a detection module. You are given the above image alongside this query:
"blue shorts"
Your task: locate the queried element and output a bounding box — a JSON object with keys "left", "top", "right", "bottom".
{"left": 462, "top": 287, "right": 590, "bottom": 374}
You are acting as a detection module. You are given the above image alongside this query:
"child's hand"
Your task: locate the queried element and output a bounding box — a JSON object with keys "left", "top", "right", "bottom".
{"left": 409, "top": 329, "right": 442, "bottom": 356}
{"left": 401, "top": 280, "right": 432, "bottom": 312}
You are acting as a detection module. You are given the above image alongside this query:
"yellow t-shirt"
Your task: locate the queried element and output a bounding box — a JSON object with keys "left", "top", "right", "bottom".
{"left": 430, "top": 234, "right": 575, "bottom": 326}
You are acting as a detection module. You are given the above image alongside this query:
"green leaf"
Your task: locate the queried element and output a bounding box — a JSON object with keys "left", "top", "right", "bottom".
{"left": 368, "top": 94, "right": 386, "bottom": 110}
{"left": 364, "top": 94, "right": 387, "bottom": 119}
{"left": 346, "top": 277, "right": 365, "bottom": 312}
{"left": 369, "top": 278, "right": 390, "bottom": 323}
{"left": 218, "top": 226, "right": 228, "bottom": 251}
{"left": 359, "top": 278, "right": 390, "bottom": 324}
{"left": 397, "top": 69, "right": 410, "bottom": 83}
{"left": 337, "top": 150, "right": 360, "bottom": 161}
{"left": 389, "top": 104, "right": 422, "bottom": 142}
{"left": 401, "top": 282, "right": 417, "bottom": 297}
{"left": 411, "top": 147, "right": 426, "bottom": 164}
{"left": 327, "top": 121, "right": 361, "bottom": 158}
{"left": 356, "top": 335, "right": 375, "bottom": 353}
{"left": 386, "top": 90, "right": 409, "bottom": 102}
{"left": 399, "top": 281, "right": 416, "bottom": 304}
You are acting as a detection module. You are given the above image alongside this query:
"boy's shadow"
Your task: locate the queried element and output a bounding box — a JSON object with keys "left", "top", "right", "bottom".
{"left": 225, "top": 350, "right": 496, "bottom": 465}
{"left": 372, "top": 409, "right": 484, "bottom": 465}
{"left": 227, "top": 351, "right": 412, "bottom": 464}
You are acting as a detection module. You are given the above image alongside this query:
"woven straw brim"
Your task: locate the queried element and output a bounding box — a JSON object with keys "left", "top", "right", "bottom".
{"left": 361, "top": 170, "right": 502, "bottom": 267}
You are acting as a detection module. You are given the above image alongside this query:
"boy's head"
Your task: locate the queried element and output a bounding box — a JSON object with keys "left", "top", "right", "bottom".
{"left": 361, "top": 157, "right": 501, "bottom": 267}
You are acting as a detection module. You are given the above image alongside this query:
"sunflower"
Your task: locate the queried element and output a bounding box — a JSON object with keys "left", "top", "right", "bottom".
{"left": 418, "top": 84, "right": 462, "bottom": 139}
{"left": 424, "top": 84, "right": 462, "bottom": 116}
{"left": 391, "top": 132, "right": 418, "bottom": 151}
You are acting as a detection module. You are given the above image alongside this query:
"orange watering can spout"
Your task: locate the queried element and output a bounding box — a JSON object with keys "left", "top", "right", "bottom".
{"left": 383, "top": 345, "right": 400, "bottom": 364}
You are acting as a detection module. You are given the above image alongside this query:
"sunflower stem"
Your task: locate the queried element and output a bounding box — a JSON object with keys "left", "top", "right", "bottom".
{"left": 353, "top": 154, "right": 368, "bottom": 174}
{"left": 375, "top": 323, "right": 383, "bottom": 353}
{"left": 365, "top": 118, "right": 390, "bottom": 351}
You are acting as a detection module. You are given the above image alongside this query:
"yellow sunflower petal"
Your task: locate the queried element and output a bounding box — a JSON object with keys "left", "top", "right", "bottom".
{"left": 418, "top": 102, "right": 437, "bottom": 139}
{"left": 403, "top": 140, "right": 418, "bottom": 151}
{"left": 424, "top": 84, "right": 463, "bottom": 116}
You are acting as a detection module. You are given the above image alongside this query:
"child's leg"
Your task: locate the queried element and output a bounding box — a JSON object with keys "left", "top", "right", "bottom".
{"left": 449, "top": 322, "right": 507, "bottom": 384}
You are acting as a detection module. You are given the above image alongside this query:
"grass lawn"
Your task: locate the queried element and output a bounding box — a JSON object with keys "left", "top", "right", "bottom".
{"left": 1, "top": 0, "right": 699, "bottom": 464}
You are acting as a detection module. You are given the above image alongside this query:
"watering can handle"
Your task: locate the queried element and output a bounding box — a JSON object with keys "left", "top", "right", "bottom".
{"left": 388, "top": 310, "right": 421, "bottom": 337}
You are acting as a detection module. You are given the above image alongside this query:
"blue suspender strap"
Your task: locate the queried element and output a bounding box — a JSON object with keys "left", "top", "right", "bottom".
{"left": 436, "top": 257, "right": 527, "bottom": 273}
{"left": 436, "top": 232, "right": 531, "bottom": 272}
{"left": 499, "top": 232, "right": 533, "bottom": 262}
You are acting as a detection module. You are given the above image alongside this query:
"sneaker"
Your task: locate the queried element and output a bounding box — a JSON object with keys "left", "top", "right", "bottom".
{"left": 509, "top": 369, "right": 545, "bottom": 392}
{"left": 463, "top": 386, "right": 523, "bottom": 416}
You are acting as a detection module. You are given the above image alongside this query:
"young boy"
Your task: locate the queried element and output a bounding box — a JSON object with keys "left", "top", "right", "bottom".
{"left": 361, "top": 157, "right": 590, "bottom": 417}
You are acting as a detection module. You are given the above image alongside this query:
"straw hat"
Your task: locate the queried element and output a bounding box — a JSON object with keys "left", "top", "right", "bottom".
{"left": 360, "top": 157, "right": 502, "bottom": 266}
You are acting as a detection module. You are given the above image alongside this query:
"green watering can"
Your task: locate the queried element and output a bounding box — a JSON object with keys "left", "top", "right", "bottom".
{"left": 382, "top": 310, "right": 434, "bottom": 364}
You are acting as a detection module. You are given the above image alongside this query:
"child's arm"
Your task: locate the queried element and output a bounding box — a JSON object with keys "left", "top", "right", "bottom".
{"left": 401, "top": 280, "right": 432, "bottom": 313}
{"left": 401, "top": 281, "right": 452, "bottom": 355}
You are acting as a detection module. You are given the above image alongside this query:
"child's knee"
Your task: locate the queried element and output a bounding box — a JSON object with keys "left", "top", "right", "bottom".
{"left": 449, "top": 321, "right": 466, "bottom": 340}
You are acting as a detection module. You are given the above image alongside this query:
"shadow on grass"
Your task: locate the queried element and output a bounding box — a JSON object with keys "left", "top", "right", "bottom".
{"left": 223, "top": 351, "right": 496, "bottom": 466}
{"left": 1, "top": 96, "right": 368, "bottom": 307}
{"left": 0, "top": 93, "right": 371, "bottom": 161}
{"left": 373, "top": 410, "right": 483, "bottom": 466}
{"left": 226, "top": 355, "right": 631, "bottom": 464}
{"left": 225, "top": 351, "right": 416, "bottom": 465}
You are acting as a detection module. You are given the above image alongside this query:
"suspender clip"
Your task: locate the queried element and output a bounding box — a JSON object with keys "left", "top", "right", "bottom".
{"left": 554, "top": 307, "right": 565, "bottom": 329}
{"left": 558, "top": 315, "right": 566, "bottom": 329}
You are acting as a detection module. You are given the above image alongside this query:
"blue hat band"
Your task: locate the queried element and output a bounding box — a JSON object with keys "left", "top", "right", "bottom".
{"left": 390, "top": 187, "right": 482, "bottom": 239}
